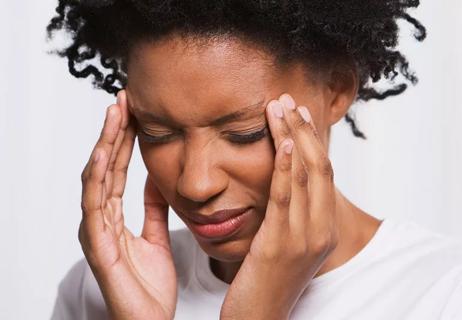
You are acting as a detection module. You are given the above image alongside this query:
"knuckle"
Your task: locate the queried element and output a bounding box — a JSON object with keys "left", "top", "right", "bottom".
{"left": 309, "top": 231, "right": 338, "bottom": 257}
{"left": 313, "top": 155, "right": 334, "bottom": 179}
{"left": 115, "top": 164, "right": 129, "bottom": 175}
{"left": 309, "top": 236, "right": 332, "bottom": 256}
{"left": 77, "top": 221, "right": 91, "bottom": 253}
{"left": 81, "top": 169, "right": 88, "bottom": 183}
{"left": 295, "top": 168, "right": 308, "bottom": 186}
{"left": 278, "top": 157, "right": 292, "bottom": 172}
{"left": 279, "top": 123, "right": 291, "bottom": 137}
{"left": 293, "top": 114, "right": 308, "bottom": 130}
{"left": 271, "top": 190, "right": 291, "bottom": 208}
{"left": 80, "top": 201, "right": 89, "bottom": 214}
{"left": 107, "top": 161, "right": 115, "bottom": 173}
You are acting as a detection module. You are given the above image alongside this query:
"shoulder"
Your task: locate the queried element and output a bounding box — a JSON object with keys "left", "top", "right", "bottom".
{"left": 50, "top": 258, "right": 108, "bottom": 320}
{"left": 355, "top": 218, "right": 462, "bottom": 296}
{"left": 383, "top": 218, "right": 462, "bottom": 278}
{"left": 382, "top": 218, "right": 462, "bottom": 303}
{"left": 379, "top": 218, "right": 462, "bottom": 259}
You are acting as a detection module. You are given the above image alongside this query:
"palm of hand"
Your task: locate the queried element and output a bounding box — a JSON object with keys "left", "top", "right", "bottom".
{"left": 94, "top": 186, "right": 178, "bottom": 319}
{"left": 80, "top": 91, "right": 178, "bottom": 320}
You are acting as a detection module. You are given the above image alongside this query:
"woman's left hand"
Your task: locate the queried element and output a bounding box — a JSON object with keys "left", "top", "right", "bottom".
{"left": 220, "top": 94, "right": 340, "bottom": 320}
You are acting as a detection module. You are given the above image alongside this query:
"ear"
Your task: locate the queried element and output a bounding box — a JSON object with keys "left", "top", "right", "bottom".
{"left": 325, "top": 66, "right": 359, "bottom": 126}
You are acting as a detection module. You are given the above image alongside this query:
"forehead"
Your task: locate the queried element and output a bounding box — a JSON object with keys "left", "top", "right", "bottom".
{"left": 127, "top": 34, "right": 277, "bottom": 82}
{"left": 125, "top": 35, "right": 304, "bottom": 127}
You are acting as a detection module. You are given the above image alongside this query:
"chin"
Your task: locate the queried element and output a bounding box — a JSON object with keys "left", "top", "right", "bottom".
{"left": 189, "top": 221, "right": 261, "bottom": 262}
{"left": 199, "top": 235, "right": 253, "bottom": 262}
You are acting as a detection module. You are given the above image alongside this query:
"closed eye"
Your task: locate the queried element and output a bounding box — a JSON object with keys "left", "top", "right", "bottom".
{"left": 138, "top": 127, "right": 268, "bottom": 145}
{"left": 227, "top": 127, "right": 268, "bottom": 144}
{"left": 137, "top": 129, "right": 176, "bottom": 144}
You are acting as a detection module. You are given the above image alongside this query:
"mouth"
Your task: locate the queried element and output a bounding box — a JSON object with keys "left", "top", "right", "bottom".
{"left": 186, "top": 207, "right": 252, "bottom": 241}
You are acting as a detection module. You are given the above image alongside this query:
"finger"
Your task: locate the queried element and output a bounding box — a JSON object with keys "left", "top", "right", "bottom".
{"left": 142, "top": 175, "right": 171, "bottom": 250}
{"left": 81, "top": 148, "right": 109, "bottom": 234}
{"left": 111, "top": 117, "right": 137, "bottom": 199}
{"left": 267, "top": 96, "right": 310, "bottom": 234}
{"left": 80, "top": 103, "right": 121, "bottom": 229}
{"left": 80, "top": 102, "right": 121, "bottom": 180}
{"left": 84, "top": 104, "right": 121, "bottom": 192}
{"left": 117, "top": 90, "right": 130, "bottom": 129}
{"left": 288, "top": 143, "right": 310, "bottom": 233}
{"left": 105, "top": 90, "right": 129, "bottom": 200}
{"left": 279, "top": 94, "right": 336, "bottom": 226}
{"left": 265, "top": 99, "right": 291, "bottom": 151}
{"left": 93, "top": 103, "right": 121, "bottom": 228}
{"left": 277, "top": 94, "right": 311, "bottom": 232}
{"left": 263, "top": 138, "right": 294, "bottom": 239}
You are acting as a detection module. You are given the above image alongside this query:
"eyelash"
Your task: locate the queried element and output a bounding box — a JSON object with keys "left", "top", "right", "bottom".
{"left": 138, "top": 127, "right": 268, "bottom": 145}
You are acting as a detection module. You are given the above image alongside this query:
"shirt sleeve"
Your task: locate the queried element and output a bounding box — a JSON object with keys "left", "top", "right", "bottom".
{"left": 49, "top": 259, "right": 87, "bottom": 320}
{"left": 49, "top": 285, "right": 72, "bottom": 320}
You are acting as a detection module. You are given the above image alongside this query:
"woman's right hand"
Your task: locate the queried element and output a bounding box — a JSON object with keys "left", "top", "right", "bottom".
{"left": 79, "top": 90, "right": 177, "bottom": 320}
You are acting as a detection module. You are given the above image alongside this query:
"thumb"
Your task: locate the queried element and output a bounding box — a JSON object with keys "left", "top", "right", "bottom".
{"left": 142, "top": 174, "right": 171, "bottom": 249}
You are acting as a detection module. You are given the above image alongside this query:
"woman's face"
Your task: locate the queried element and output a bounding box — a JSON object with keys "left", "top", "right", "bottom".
{"left": 126, "top": 35, "right": 332, "bottom": 262}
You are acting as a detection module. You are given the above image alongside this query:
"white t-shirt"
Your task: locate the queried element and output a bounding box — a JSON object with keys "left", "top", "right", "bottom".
{"left": 50, "top": 218, "right": 462, "bottom": 319}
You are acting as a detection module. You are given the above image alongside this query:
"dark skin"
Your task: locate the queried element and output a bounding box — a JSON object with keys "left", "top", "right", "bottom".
{"left": 79, "top": 34, "right": 381, "bottom": 319}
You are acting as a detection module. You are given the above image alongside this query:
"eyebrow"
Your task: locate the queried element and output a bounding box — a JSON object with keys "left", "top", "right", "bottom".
{"left": 133, "top": 100, "right": 266, "bottom": 127}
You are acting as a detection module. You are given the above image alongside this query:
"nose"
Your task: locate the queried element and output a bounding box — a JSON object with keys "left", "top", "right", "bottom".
{"left": 176, "top": 139, "right": 228, "bottom": 203}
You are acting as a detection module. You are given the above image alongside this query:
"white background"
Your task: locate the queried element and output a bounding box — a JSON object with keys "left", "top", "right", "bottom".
{"left": 1, "top": 1, "right": 461, "bottom": 319}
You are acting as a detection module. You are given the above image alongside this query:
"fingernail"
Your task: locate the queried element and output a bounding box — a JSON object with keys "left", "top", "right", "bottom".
{"left": 297, "top": 106, "right": 311, "bottom": 123}
{"left": 283, "top": 139, "right": 294, "bottom": 154}
{"left": 279, "top": 94, "right": 296, "bottom": 110}
{"left": 268, "top": 100, "right": 284, "bottom": 118}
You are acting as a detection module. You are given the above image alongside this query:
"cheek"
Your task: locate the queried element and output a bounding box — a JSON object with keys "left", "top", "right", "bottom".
{"left": 138, "top": 140, "right": 178, "bottom": 202}
{"left": 225, "top": 139, "right": 275, "bottom": 205}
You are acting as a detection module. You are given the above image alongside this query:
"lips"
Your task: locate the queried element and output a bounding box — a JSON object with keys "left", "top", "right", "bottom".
{"left": 186, "top": 207, "right": 252, "bottom": 240}
{"left": 185, "top": 207, "right": 250, "bottom": 225}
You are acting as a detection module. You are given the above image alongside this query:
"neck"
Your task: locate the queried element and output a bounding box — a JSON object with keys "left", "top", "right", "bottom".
{"left": 209, "top": 188, "right": 381, "bottom": 284}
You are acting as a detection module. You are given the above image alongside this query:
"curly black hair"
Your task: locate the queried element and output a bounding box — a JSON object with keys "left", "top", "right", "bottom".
{"left": 46, "top": 0, "right": 426, "bottom": 139}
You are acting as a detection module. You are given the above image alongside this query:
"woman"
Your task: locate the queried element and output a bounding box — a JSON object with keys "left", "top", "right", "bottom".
{"left": 47, "top": 1, "right": 462, "bottom": 319}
